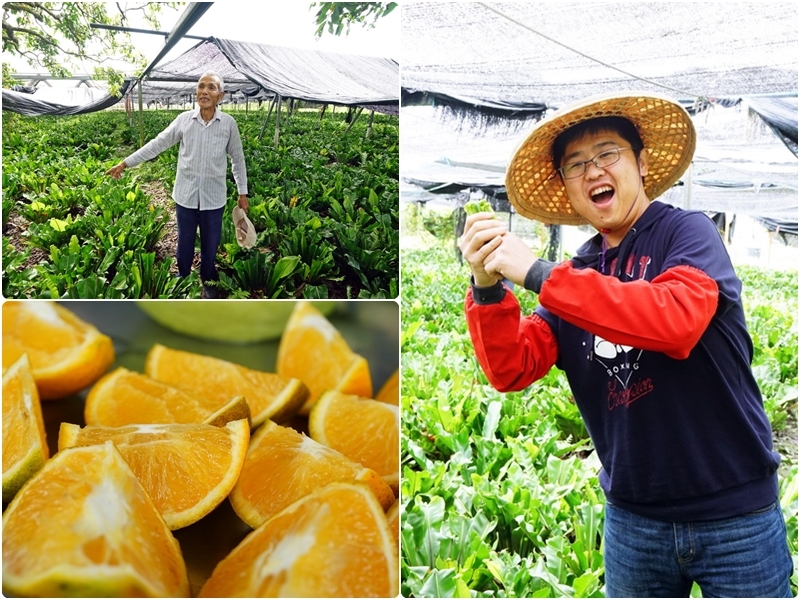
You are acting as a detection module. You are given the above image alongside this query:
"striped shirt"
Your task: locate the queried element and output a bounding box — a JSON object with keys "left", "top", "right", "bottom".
{"left": 124, "top": 107, "right": 248, "bottom": 210}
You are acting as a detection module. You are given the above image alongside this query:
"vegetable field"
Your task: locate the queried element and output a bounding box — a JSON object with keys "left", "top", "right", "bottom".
{"left": 400, "top": 208, "right": 798, "bottom": 598}
{"left": 2, "top": 105, "right": 398, "bottom": 299}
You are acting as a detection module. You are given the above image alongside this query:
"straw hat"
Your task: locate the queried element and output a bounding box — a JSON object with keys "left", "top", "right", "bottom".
{"left": 505, "top": 91, "right": 696, "bottom": 225}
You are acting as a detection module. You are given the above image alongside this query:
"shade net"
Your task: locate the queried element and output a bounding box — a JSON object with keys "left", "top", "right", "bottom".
{"left": 3, "top": 37, "right": 399, "bottom": 116}
{"left": 146, "top": 37, "right": 399, "bottom": 108}
{"left": 400, "top": 2, "right": 797, "bottom": 235}
{"left": 401, "top": 2, "right": 797, "bottom": 108}
{"left": 2, "top": 79, "right": 135, "bottom": 116}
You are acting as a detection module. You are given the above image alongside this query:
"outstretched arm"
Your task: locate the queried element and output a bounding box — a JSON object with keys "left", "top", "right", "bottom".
{"left": 105, "top": 161, "right": 127, "bottom": 179}
{"left": 105, "top": 114, "right": 184, "bottom": 179}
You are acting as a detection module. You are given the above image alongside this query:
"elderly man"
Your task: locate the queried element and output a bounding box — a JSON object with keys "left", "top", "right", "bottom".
{"left": 106, "top": 71, "right": 249, "bottom": 299}
{"left": 460, "top": 92, "right": 793, "bottom": 597}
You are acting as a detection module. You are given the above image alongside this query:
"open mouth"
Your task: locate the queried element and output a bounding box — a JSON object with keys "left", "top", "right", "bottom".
{"left": 590, "top": 185, "right": 615, "bottom": 204}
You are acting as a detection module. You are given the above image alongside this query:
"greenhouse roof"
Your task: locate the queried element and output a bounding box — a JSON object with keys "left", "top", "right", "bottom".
{"left": 144, "top": 37, "right": 399, "bottom": 107}
{"left": 401, "top": 2, "right": 797, "bottom": 108}
{"left": 3, "top": 36, "right": 399, "bottom": 115}
{"left": 400, "top": 2, "right": 798, "bottom": 232}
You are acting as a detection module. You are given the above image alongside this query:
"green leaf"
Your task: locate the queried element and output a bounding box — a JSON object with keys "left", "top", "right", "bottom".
{"left": 483, "top": 400, "right": 502, "bottom": 439}
{"left": 419, "top": 569, "right": 459, "bottom": 598}
{"left": 49, "top": 218, "right": 68, "bottom": 232}
{"left": 274, "top": 255, "right": 301, "bottom": 279}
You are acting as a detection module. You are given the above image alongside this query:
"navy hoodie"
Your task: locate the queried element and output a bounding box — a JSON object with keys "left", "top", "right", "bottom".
{"left": 466, "top": 201, "right": 780, "bottom": 522}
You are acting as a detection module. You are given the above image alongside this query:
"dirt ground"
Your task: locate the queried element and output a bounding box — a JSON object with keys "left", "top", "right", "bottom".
{"left": 3, "top": 180, "right": 187, "bottom": 276}
{"left": 3, "top": 212, "right": 49, "bottom": 272}
{"left": 139, "top": 180, "right": 184, "bottom": 275}
{"left": 775, "top": 411, "right": 799, "bottom": 477}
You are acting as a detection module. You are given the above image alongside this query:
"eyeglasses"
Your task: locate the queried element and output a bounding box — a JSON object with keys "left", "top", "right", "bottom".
{"left": 558, "top": 147, "right": 637, "bottom": 179}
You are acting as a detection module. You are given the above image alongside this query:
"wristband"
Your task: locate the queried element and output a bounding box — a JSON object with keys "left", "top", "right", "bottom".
{"left": 470, "top": 277, "right": 506, "bottom": 305}
{"left": 524, "top": 260, "right": 556, "bottom": 294}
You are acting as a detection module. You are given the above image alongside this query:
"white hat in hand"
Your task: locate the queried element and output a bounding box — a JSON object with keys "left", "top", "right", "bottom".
{"left": 233, "top": 206, "right": 256, "bottom": 249}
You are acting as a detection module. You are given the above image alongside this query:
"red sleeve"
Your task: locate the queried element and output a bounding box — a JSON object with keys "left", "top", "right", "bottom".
{"left": 465, "top": 286, "right": 559, "bottom": 392}
{"left": 539, "top": 262, "right": 719, "bottom": 360}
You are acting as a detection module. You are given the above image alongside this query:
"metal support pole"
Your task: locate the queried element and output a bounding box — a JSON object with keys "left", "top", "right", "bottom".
{"left": 138, "top": 80, "right": 144, "bottom": 147}
{"left": 545, "top": 224, "right": 562, "bottom": 262}
{"left": 274, "top": 95, "right": 282, "bottom": 148}
{"left": 366, "top": 109, "right": 375, "bottom": 137}
{"left": 684, "top": 164, "right": 693, "bottom": 210}
{"left": 257, "top": 96, "right": 276, "bottom": 142}
{"left": 344, "top": 106, "right": 364, "bottom": 135}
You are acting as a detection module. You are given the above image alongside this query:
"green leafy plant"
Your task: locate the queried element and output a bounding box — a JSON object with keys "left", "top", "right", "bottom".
{"left": 401, "top": 235, "right": 797, "bottom": 598}
{"left": 2, "top": 106, "right": 398, "bottom": 298}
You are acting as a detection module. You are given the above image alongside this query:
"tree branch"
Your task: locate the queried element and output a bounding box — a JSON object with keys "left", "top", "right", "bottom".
{"left": 4, "top": 23, "right": 59, "bottom": 50}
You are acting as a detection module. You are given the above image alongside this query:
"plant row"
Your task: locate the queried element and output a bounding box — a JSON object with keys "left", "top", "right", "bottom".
{"left": 2, "top": 105, "right": 398, "bottom": 298}
{"left": 400, "top": 212, "right": 797, "bottom": 597}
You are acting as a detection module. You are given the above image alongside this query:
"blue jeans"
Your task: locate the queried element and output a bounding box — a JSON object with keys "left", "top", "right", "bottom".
{"left": 175, "top": 204, "right": 224, "bottom": 282}
{"left": 603, "top": 501, "right": 794, "bottom": 597}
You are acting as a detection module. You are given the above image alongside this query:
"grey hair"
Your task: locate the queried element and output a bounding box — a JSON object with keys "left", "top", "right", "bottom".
{"left": 199, "top": 71, "right": 224, "bottom": 92}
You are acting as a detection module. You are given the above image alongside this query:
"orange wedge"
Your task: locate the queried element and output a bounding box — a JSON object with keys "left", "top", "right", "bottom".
{"left": 58, "top": 419, "right": 250, "bottom": 530}
{"left": 85, "top": 367, "right": 250, "bottom": 427}
{"left": 144, "top": 344, "right": 308, "bottom": 427}
{"left": 310, "top": 391, "right": 399, "bottom": 494}
{"left": 199, "top": 482, "right": 398, "bottom": 598}
{"left": 2, "top": 441, "right": 189, "bottom": 598}
{"left": 387, "top": 499, "right": 400, "bottom": 548}
{"left": 2, "top": 354, "right": 49, "bottom": 503}
{"left": 2, "top": 300, "right": 115, "bottom": 400}
{"left": 229, "top": 419, "right": 395, "bottom": 529}
{"left": 375, "top": 369, "right": 399, "bottom": 405}
{"left": 277, "top": 301, "right": 372, "bottom": 415}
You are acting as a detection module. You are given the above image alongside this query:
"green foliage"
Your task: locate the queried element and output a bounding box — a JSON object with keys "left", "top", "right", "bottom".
{"left": 312, "top": 2, "right": 397, "bottom": 37}
{"left": 401, "top": 237, "right": 798, "bottom": 598}
{"left": 738, "top": 266, "right": 798, "bottom": 434}
{"left": 2, "top": 106, "right": 398, "bottom": 299}
{"left": 464, "top": 198, "right": 493, "bottom": 215}
{"left": 2, "top": 2, "right": 179, "bottom": 92}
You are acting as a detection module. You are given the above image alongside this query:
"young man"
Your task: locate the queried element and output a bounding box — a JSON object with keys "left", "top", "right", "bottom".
{"left": 459, "top": 92, "right": 793, "bottom": 597}
{"left": 106, "top": 71, "right": 249, "bottom": 299}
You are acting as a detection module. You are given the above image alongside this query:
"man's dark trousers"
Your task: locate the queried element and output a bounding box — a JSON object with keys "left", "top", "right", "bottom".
{"left": 175, "top": 204, "right": 224, "bottom": 282}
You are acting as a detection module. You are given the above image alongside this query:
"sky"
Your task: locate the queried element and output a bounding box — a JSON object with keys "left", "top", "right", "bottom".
{"left": 7, "top": 1, "right": 400, "bottom": 79}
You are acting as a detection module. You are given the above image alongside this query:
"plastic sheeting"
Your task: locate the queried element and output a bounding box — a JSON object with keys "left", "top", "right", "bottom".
{"left": 2, "top": 79, "right": 135, "bottom": 116}
{"left": 747, "top": 96, "right": 798, "bottom": 157}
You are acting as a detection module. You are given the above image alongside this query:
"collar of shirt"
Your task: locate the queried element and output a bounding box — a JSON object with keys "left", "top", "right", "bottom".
{"left": 193, "top": 106, "right": 220, "bottom": 125}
